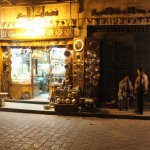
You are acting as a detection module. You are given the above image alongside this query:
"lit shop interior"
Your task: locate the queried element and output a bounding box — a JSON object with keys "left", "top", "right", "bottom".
{"left": 2, "top": 45, "right": 71, "bottom": 100}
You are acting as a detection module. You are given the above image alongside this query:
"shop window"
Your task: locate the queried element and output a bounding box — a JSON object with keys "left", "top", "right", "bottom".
{"left": 11, "top": 48, "right": 31, "bottom": 84}
{"left": 49, "top": 47, "right": 66, "bottom": 84}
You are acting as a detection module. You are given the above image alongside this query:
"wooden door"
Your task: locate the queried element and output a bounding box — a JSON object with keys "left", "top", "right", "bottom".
{"left": 115, "top": 42, "right": 134, "bottom": 95}
{"left": 100, "top": 40, "right": 134, "bottom": 101}
{"left": 100, "top": 38, "right": 150, "bottom": 102}
{"left": 100, "top": 40, "right": 116, "bottom": 101}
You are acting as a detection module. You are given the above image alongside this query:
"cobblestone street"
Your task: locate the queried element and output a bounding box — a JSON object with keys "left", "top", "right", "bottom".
{"left": 0, "top": 112, "right": 150, "bottom": 150}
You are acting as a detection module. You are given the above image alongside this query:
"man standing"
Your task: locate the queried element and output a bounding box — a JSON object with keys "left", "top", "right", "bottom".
{"left": 134, "top": 67, "right": 149, "bottom": 114}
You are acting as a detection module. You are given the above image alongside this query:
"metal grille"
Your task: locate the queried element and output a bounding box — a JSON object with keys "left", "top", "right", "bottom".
{"left": 87, "top": 25, "right": 150, "bottom": 35}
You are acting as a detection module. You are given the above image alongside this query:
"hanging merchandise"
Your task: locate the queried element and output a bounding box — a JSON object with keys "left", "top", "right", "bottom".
{"left": 64, "top": 57, "right": 70, "bottom": 64}
{"left": 64, "top": 50, "right": 71, "bottom": 57}
{"left": 89, "top": 40, "right": 99, "bottom": 50}
{"left": 84, "top": 38, "right": 100, "bottom": 98}
{"left": 74, "top": 39, "right": 84, "bottom": 52}
{"left": 3, "top": 50, "right": 12, "bottom": 59}
{"left": 64, "top": 64, "right": 70, "bottom": 70}
{"left": 3, "top": 59, "right": 12, "bottom": 65}
{"left": 5, "top": 66, "right": 12, "bottom": 72}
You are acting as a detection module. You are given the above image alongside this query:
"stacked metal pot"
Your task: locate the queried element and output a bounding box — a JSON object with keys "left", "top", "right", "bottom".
{"left": 55, "top": 86, "right": 79, "bottom": 105}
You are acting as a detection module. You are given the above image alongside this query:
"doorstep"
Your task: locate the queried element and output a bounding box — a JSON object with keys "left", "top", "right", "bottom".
{"left": 0, "top": 102, "right": 150, "bottom": 120}
{"left": 5, "top": 98, "right": 49, "bottom": 104}
{"left": 0, "top": 102, "right": 55, "bottom": 115}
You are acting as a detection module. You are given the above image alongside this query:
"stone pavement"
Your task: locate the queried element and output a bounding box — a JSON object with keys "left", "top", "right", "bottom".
{"left": 0, "top": 111, "right": 150, "bottom": 150}
{"left": 0, "top": 101, "right": 150, "bottom": 120}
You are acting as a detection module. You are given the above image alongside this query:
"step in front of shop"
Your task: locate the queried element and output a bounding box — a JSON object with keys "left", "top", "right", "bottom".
{"left": 5, "top": 99, "right": 49, "bottom": 104}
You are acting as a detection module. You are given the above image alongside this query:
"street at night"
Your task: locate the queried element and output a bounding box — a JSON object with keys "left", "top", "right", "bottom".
{"left": 0, "top": 112, "right": 150, "bottom": 150}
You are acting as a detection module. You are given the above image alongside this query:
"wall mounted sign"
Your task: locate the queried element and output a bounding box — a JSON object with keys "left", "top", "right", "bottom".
{"left": 91, "top": 7, "right": 150, "bottom": 16}
{"left": 16, "top": 6, "right": 58, "bottom": 19}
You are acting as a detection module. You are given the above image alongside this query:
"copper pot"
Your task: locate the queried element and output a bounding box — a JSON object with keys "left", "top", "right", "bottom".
{"left": 89, "top": 40, "right": 99, "bottom": 50}
{"left": 96, "top": 58, "right": 100, "bottom": 64}
{"left": 64, "top": 50, "right": 71, "bottom": 57}
{"left": 73, "top": 70, "right": 78, "bottom": 77}
{"left": 85, "top": 58, "right": 90, "bottom": 65}
{"left": 72, "top": 99, "right": 77, "bottom": 104}
{"left": 95, "top": 66, "right": 100, "bottom": 72}
{"left": 66, "top": 98, "right": 70, "bottom": 104}
{"left": 64, "top": 64, "right": 70, "bottom": 70}
{"left": 76, "top": 54, "right": 80, "bottom": 59}
{"left": 56, "top": 98, "right": 62, "bottom": 104}
{"left": 64, "top": 58, "right": 70, "bottom": 64}
{"left": 85, "top": 68, "right": 90, "bottom": 72}
{"left": 92, "top": 52, "right": 97, "bottom": 58}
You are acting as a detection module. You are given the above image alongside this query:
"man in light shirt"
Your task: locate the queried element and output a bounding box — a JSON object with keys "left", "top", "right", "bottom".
{"left": 134, "top": 67, "right": 149, "bottom": 114}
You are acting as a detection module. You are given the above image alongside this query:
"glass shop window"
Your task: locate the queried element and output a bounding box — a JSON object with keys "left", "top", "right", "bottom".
{"left": 11, "top": 48, "right": 32, "bottom": 84}
{"left": 49, "top": 47, "right": 66, "bottom": 84}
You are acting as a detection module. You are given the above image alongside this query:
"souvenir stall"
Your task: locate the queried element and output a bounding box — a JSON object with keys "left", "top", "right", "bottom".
{"left": 0, "top": 37, "right": 101, "bottom": 112}
{"left": 46, "top": 37, "right": 101, "bottom": 112}
{"left": 0, "top": 3, "right": 101, "bottom": 111}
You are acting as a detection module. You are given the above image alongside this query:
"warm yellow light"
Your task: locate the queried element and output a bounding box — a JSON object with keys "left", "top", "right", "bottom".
{"left": 23, "top": 29, "right": 45, "bottom": 37}
{"left": 17, "top": 17, "right": 47, "bottom": 37}
{"left": 18, "top": 17, "right": 46, "bottom": 29}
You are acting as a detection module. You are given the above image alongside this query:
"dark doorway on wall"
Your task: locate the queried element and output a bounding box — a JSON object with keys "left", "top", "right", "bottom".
{"left": 87, "top": 25, "right": 150, "bottom": 102}
{"left": 99, "top": 39, "right": 134, "bottom": 101}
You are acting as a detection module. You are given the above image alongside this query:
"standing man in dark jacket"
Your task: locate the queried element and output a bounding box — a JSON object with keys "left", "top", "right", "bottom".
{"left": 134, "top": 67, "right": 149, "bottom": 114}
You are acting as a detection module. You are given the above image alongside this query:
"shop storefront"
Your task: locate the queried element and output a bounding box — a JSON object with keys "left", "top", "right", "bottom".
{"left": 0, "top": 3, "right": 100, "bottom": 105}
{"left": 0, "top": 0, "right": 149, "bottom": 110}
{"left": 0, "top": 40, "right": 74, "bottom": 99}
{"left": 0, "top": 3, "right": 83, "bottom": 102}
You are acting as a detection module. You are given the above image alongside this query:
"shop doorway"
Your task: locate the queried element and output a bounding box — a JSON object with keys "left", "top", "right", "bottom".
{"left": 33, "top": 49, "right": 50, "bottom": 99}
{"left": 33, "top": 47, "right": 66, "bottom": 100}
